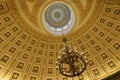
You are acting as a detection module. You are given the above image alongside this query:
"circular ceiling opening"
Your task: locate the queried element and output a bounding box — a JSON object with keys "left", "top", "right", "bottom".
{"left": 43, "top": 2, "right": 75, "bottom": 35}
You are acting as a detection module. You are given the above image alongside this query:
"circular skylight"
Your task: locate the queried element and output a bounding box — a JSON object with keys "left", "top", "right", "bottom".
{"left": 43, "top": 2, "right": 74, "bottom": 35}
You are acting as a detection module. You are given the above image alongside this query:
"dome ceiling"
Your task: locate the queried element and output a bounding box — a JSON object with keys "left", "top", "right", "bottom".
{"left": 0, "top": 0, "right": 120, "bottom": 80}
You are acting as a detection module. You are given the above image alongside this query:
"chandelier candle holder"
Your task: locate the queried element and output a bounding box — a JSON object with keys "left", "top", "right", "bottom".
{"left": 56, "top": 37, "right": 87, "bottom": 77}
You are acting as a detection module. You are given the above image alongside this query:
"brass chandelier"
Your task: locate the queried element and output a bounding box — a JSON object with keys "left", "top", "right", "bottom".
{"left": 56, "top": 35, "right": 88, "bottom": 77}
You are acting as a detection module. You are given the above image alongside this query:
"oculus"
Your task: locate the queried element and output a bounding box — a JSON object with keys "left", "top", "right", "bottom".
{"left": 43, "top": 2, "right": 74, "bottom": 35}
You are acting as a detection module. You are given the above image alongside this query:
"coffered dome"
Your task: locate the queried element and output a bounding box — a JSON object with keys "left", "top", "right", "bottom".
{"left": 0, "top": 0, "right": 120, "bottom": 80}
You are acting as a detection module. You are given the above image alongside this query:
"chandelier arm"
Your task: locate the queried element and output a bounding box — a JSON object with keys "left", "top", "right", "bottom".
{"left": 72, "top": 55, "right": 86, "bottom": 73}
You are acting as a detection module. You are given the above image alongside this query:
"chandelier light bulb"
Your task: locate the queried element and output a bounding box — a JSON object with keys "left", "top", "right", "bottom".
{"left": 85, "top": 60, "right": 88, "bottom": 63}
{"left": 58, "top": 56, "right": 61, "bottom": 59}
{"left": 75, "top": 49, "right": 78, "bottom": 52}
{"left": 62, "top": 52, "right": 66, "bottom": 54}
{"left": 84, "top": 56, "right": 87, "bottom": 59}
{"left": 56, "top": 66, "right": 59, "bottom": 69}
{"left": 74, "top": 47, "right": 77, "bottom": 50}
{"left": 56, "top": 61, "right": 58, "bottom": 64}
{"left": 81, "top": 52, "right": 84, "bottom": 55}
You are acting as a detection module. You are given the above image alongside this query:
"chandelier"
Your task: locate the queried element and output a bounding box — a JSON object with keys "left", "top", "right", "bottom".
{"left": 56, "top": 35, "right": 88, "bottom": 77}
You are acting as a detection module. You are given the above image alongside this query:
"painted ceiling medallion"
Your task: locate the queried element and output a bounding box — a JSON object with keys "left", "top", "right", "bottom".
{"left": 43, "top": 2, "right": 75, "bottom": 35}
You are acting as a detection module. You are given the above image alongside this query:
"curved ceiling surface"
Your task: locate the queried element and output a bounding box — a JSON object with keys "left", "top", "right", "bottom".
{"left": 5, "top": 0, "right": 98, "bottom": 40}
{"left": 0, "top": 0, "right": 120, "bottom": 80}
